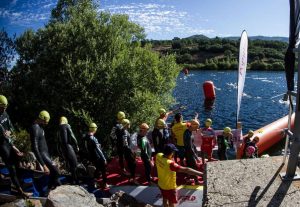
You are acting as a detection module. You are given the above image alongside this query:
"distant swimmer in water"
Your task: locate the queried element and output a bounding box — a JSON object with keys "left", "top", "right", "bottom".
{"left": 182, "top": 68, "right": 189, "bottom": 75}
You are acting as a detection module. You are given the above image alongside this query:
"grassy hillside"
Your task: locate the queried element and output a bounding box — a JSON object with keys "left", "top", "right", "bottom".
{"left": 145, "top": 35, "right": 288, "bottom": 71}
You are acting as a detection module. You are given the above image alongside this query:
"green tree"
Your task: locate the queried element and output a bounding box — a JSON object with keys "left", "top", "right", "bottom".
{"left": 224, "top": 50, "right": 232, "bottom": 58}
{"left": 250, "top": 60, "right": 268, "bottom": 70}
{"left": 11, "top": 0, "right": 179, "bottom": 153}
{"left": 172, "top": 40, "right": 182, "bottom": 49}
{"left": 177, "top": 53, "right": 192, "bottom": 64}
{"left": 271, "top": 62, "right": 284, "bottom": 71}
{"left": 0, "top": 28, "right": 16, "bottom": 92}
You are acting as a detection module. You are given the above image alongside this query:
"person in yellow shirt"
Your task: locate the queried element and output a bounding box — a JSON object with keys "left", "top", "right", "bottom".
{"left": 156, "top": 144, "right": 203, "bottom": 207}
{"left": 171, "top": 113, "right": 188, "bottom": 165}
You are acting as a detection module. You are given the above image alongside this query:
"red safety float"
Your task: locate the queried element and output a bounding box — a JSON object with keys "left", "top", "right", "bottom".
{"left": 203, "top": 81, "right": 216, "bottom": 100}
{"left": 236, "top": 114, "right": 295, "bottom": 158}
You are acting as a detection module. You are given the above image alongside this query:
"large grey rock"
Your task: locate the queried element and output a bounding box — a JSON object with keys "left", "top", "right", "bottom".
{"left": 204, "top": 156, "right": 300, "bottom": 207}
{"left": 45, "top": 185, "right": 104, "bottom": 207}
{"left": 0, "top": 199, "right": 25, "bottom": 207}
{"left": 0, "top": 199, "right": 42, "bottom": 207}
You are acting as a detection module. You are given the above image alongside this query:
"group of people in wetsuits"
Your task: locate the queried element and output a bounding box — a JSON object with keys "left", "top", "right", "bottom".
{"left": 0, "top": 98, "right": 70, "bottom": 198}
{"left": 0, "top": 95, "right": 100, "bottom": 197}
{"left": 0, "top": 93, "right": 259, "bottom": 201}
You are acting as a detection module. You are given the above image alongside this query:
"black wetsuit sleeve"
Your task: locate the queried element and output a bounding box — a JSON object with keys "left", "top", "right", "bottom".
{"left": 183, "top": 130, "right": 190, "bottom": 150}
{"left": 0, "top": 124, "right": 11, "bottom": 144}
{"left": 92, "top": 137, "right": 106, "bottom": 162}
{"left": 122, "top": 131, "right": 130, "bottom": 147}
{"left": 96, "top": 147, "right": 106, "bottom": 162}
{"left": 68, "top": 126, "right": 78, "bottom": 149}
{"left": 30, "top": 125, "right": 45, "bottom": 166}
{"left": 110, "top": 126, "right": 118, "bottom": 145}
{"left": 0, "top": 113, "right": 13, "bottom": 145}
{"left": 60, "top": 126, "right": 68, "bottom": 148}
{"left": 6, "top": 113, "right": 15, "bottom": 132}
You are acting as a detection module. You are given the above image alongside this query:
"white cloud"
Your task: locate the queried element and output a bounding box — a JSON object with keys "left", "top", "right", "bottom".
{"left": 11, "top": 12, "right": 21, "bottom": 17}
{"left": 43, "top": 2, "right": 56, "bottom": 9}
{"left": 0, "top": 9, "right": 10, "bottom": 18}
{"left": 10, "top": 0, "right": 18, "bottom": 6}
{"left": 2, "top": 0, "right": 55, "bottom": 26}
{"left": 100, "top": 2, "right": 214, "bottom": 39}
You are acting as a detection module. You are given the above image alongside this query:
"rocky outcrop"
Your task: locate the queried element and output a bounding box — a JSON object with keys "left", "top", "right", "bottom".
{"left": 45, "top": 185, "right": 104, "bottom": 207}
{"left": 109, "top": 191, "right": 153, "bottom": 207}
{"left": 0, "top": 199, "right": 42, "bottom": 207}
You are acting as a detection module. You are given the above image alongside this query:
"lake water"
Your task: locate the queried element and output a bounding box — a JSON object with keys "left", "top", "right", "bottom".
{"left": 172, "top": 70, "right": 293, "bottom": 135}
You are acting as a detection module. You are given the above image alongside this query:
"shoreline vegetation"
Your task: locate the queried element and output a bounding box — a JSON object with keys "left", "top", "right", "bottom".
{"left": 147, "top": 35, "right": 288, "bottom": 71}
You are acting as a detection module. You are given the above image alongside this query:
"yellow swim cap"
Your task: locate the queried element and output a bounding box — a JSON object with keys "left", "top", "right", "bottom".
{"left": 60, "top": 116, "right": 68, "bottom": 125}
{"left": 39, "top": 110, "right": 50, "bottom": 123}
{"left": 117, "top": 111, "right": 125, "bottom": 120}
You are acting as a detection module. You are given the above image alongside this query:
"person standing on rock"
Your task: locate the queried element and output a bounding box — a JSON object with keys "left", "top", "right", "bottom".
{"left": 156, "top": 144, "right": 203, "bottom": 207}
{"left": 183, "top": 119, "right": 201, "bottom": 184}
{"left": 84, "top": 122, "right": 108, "bottom": 189}
{"left": 217, "top": 127, "right": 232, "bottom": 160}
{"left": 120, "top": 119, "right": 138, "bottom": 184}
{"left": 0, "top": 95, "right": 29, "bottom": 198}
{"left": 241, "top": 130, "right": 254, "bottom": 158}
{"left": 57, "top": 116, "right": 79, "bottom": 184}
{"left": 171, "top": 113, "right": 188, "bottom": 166}
{"left": 201, "top": 118, "right": 217, "bottom": 164}
{"left": 154, "top": 107, "right": 185, "bottom": 129}
{"left": 248, "top": 136, "right": 259, "bottom": 158}
{"left": 137, "top": 123, "right": 153, "bottom": 185}
{"left": 110, "top": 111, "right": 127, "bottom": 174}
{"left": 30, "top": 110, "right": 61, "bottom": 190}
{"left": 152, "top": 119, "right": 169, "bottom": 154}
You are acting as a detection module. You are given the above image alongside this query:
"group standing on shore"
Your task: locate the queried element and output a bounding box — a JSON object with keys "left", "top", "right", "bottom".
{"left": 0, "top": 94, "right": 259, "bottom": 204}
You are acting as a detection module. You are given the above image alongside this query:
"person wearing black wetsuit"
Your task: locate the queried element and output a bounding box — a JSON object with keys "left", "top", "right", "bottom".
{"left": 30, "top": 110, "right": 61, "bottom": 190}
{"left": 120, "top": 119, "right": 138, "bottom": 184}
{"left": 152, "top": 119, "right": 169, "bottom": 154}
{"left": 58, "top": 116, "right": 79, "bottom": 184}
{"left": 137, "top": 123, "right": 153, "bottom": 185}
{"left": 0, "top": 95, "right": 28, "bottom": 198}
{"left": 110, "top": 111, "right": 126, "bottom": 173}
{"left": 183, "top": 119, "right": 200, "bottom": 184}
{"left": 84, "top": 122, "right": 107, "bottom": 189}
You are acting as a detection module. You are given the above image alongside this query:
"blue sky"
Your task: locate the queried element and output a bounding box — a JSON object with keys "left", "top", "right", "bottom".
{"left": 0, "top": 0, "right": 289, "bottom": 40}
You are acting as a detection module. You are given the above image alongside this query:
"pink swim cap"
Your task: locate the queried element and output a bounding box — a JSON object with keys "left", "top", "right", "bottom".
{"left": 246, "top": 146, "right": 256, "bottom": 156}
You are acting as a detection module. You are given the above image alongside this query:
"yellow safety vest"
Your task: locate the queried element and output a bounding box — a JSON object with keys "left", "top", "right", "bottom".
{"left": 156, "top": 153, "right": 177, "bottom": 190}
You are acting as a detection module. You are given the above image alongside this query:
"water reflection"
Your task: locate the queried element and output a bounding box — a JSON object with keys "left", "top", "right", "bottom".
{"left": 204, "top": 98, "right": 215, "bottom": 111}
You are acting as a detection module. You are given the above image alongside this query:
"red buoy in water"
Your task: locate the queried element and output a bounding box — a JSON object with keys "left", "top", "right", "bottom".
{"left": 203, "top": 81, "right": 216, "bottom": 100}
